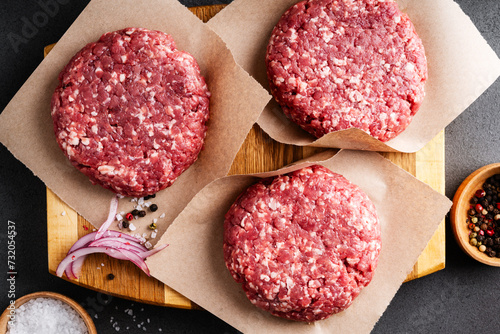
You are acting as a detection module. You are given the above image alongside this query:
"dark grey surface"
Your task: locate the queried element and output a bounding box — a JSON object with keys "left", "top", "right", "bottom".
{"left": 0, "top": 0, "right": 499, "bottom": 333}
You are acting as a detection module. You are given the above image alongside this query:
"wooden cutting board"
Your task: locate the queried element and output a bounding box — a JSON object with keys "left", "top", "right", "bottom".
{"left": 47, "top": 4, "right": 446, "bottom": 310}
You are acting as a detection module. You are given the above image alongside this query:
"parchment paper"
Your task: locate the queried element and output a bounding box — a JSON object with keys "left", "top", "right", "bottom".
{"left": 147, "top": 149, "right": 452, "bottom": 334}
{"left": 0, "top": 0, "right": 270, "bottom": 237}
{"left": 208, "top": 0, "right": 500, "bottom": 153}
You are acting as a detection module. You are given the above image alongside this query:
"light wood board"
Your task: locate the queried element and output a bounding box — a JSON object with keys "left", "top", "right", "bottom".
{"left": 47, "top": 4, "right": 446, "bottom": 309}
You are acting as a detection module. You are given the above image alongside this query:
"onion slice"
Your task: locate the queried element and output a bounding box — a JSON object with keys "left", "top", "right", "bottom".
{"left": 68, "top": 231, "right": 144, "bottom": 254}
{"left": 95, "top": 194, "right": 119, "bottom": 240}
{"left": 56, "top": 247, "right": 152, "bottom": 277}
{"left": 88, "top": 237, "right": 148, "bottom": 253}
{"left": 139, "top": 243, "right": 169, "bottom": 259}
{"left": 56, "top": 195, "right": 167, "bottom": 279}
{"left": 65, "top": 256, "right": 86, "bottom": 280}
{"left": 119, "top": 249, "right": 150, "bottom": 276}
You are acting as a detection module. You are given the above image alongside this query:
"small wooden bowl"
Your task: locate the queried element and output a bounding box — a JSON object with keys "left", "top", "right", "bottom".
{"left": 451, "top": 163, "right": 500, "bottom": 266}
{"left": 0, "top": 291, "right": 97, "bottom": 334}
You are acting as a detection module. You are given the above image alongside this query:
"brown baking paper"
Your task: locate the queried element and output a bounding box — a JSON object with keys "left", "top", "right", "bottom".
{"left": 147, "top": 149, "right": 452, "bottom": 334}
{"left": 0, "top": 0, "right": 270, "bottom": 237}
{"left": 208, "top": 0, "right": 500, "bottom": 153}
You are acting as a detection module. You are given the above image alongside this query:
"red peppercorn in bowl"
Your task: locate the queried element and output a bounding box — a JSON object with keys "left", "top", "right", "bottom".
{"left": 451, "top": 163, "right": 500, "bottom": 266}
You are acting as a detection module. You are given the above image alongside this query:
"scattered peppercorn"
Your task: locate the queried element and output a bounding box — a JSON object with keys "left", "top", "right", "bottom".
{"left": 107, "top": 273, "right": 115, "bottom": 280}
{"left": 131, "top": 209, "right": 140, "bottom": 216}
{"left": 122, "top": 221, "right": 129, "bottom": 228}
{"left": 149, "top": 222, "right": 157, "bottom": 230}
{"left": 125, "top": 213, "right": 134, "bottom": 221}
{"left": 138, "top": 210, "right": 147, "bottom": 217}
{"left": 466, "top": 174, "right": 500, "bottom": 257}
{"left": 149, "top": 204, "right": 158, "bottom": 212}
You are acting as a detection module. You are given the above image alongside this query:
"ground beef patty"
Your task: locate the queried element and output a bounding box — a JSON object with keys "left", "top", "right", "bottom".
{"left": 51, "top": 28, "right": 210, "bottom": 197}
{"left": 266, "top": 0, "right": 427, "bottom": 142}
{"left": 223, "top": 165, "right": 381, "bottom": 321}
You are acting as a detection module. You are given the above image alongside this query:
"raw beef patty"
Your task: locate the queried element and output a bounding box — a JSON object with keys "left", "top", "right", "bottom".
{"left": 223, "top": 165, "right": 381, "bottom": 321}
{"left": 51, "top": 27, "right": 210, "bottom": 197}
{"left": 266, "top": 0, "right": 427, "bottom": 141}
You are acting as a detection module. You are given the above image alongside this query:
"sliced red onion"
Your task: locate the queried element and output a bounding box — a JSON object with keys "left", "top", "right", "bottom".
{"left": 119, "top": 249, "right": 150, "bottom": 276}
{"left": 57, "top": 247, "right": 102, "bottom": 277}
{"left": 88, "top": 237, "right": 148, "bottom": 253}
{"left": 57, "top": 194, "right": 167, "bottom": 280}
{"left": 95, "top": 195, "right": 119, "bottom": 240}
{"left": 64, "top": 261, "right": 76, "bottom": 280}
{"left": 139, "top": 243, "right": 169, "bottom": 259}
{"left": 68, "top": 231, "right": 144, "bottom": 254}
{"left": 57, "top": 247, "right": 150, "bottom": 277}
{"left": 67, "top": 232, "right": 97, "bottom": 254}
{"left": 65, "top": 256, "right": 87, "bottom": 280}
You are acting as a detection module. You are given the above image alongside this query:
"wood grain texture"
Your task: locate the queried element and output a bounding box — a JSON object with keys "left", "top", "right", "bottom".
{"left": 47, "top": 4, "right": 446, "bottom": 308}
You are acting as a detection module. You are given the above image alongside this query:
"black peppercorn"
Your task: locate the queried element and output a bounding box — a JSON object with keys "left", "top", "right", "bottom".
{"left": 466, "top": 174, "right": 500, "bottom": 256}
{"left": 122, "top": 221, "right": 129, "bottom": 228}
{"left": 149, "top": 204, "right": 158, "bottom": 212}
{"left": 107, "top": 273, "right": 115, "bottom": 280}
{"left": 138, "top": 210, "right": 146, "bottom": 217}
{"left": 131, "top": 209, "right": 140, "bottom": 216}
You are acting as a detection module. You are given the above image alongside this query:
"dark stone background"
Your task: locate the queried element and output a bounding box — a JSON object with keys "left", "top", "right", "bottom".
{"left": 1, "top": 0, "right": 499, "bottom": 333}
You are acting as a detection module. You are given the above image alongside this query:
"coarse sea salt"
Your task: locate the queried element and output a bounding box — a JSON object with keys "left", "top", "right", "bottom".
{"left": 7, "top": 297, "right": 88, "bottom": 334}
